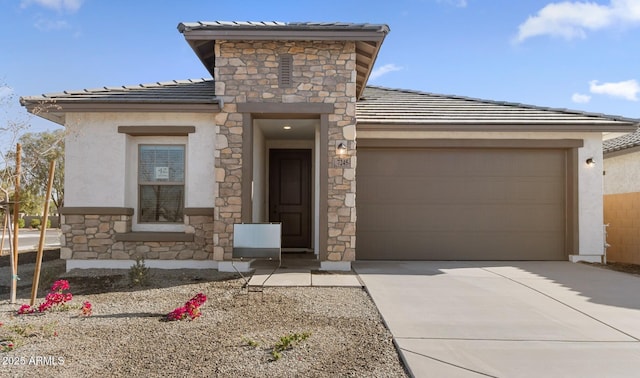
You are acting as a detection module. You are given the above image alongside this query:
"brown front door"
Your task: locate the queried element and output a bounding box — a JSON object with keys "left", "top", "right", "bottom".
{"left": 269, "top": 149, "right": 311, "bottom": 248}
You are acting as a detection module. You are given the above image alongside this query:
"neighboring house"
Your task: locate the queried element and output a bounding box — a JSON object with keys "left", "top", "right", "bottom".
{"left": 603, "top": 130, "right": 640, "bottom": 264}
{"left": 20, "top": 21, "right": 639, "bottom": 272}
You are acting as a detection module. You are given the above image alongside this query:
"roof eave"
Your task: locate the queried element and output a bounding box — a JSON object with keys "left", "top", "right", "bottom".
{"left": 356, "top": 121, "right": 640, "bottom": 133}
{"left": 20, "top": 98, "right": 222, "bottom": 125}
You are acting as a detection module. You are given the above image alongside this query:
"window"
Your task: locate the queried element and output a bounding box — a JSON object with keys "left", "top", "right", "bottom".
{"left": 138, "top": 145, "right": 185, "bottom": 223}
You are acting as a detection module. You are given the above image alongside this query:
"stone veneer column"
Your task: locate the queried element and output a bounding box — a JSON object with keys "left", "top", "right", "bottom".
{"left": 213, "top": 40, "right": 357, "bottom": 262}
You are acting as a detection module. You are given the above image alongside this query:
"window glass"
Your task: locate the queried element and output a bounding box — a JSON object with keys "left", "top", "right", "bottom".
{"left": 138, "top": 145, "right": 185, "bottom": 223}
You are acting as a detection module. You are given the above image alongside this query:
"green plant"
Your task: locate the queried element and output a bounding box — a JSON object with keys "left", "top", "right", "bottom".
{"left": 271, "top": 332, "right": 311, "bottom": 361}
{"left": 1, "top": 322, "right": 58, "bottom": 352}
{"left": 30, "top": 218, "right": 51, "bottom": 229}
{"left": 0, "top": 336, "right": 16, "bottom": 352}
{"left": 8, "top": 324, "right": 35, "bottom": 337}
{"left": 129, "top": 257, "right": 150, "bottom": 286}
{"left": 18, "top": 218, "right": 25, "bottom": 228}
{"left": 242, "top": 337, "right": 259, "bottom": 348}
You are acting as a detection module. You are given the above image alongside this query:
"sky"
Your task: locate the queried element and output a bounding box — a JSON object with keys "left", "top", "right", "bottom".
{"left": 1, "top": 0, "right": 640, "bottom": 136}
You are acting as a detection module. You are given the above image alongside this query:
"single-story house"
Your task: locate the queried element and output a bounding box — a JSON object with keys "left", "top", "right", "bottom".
{"left": 603, "top": 130, "right": 640, "bottom": 264}
{"left": 20, "top": 21, "right": 639, "bottom": 272}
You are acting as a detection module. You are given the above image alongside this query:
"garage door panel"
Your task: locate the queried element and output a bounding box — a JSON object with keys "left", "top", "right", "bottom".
{"left": 359, "top": 203, "right": 563, "bottom": 232}
{"left": 357, "top": 148, "right": 567, "bottom": 260}
{"left": 357, "top": 149, "right": 565, "bottom": 177}
{"left": 358, "top": 230, "right": 565, "bottom": 260}
{"left": 359, "top": 177, "right": 563, "bottom": 205}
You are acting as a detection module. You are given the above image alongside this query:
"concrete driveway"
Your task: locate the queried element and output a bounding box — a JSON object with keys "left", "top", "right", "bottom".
{"left": 353, "top": 261, "right": 640, "bottom": 378}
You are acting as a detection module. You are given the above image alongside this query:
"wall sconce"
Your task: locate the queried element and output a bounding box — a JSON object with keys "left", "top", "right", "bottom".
{"left": 337, "top": 142, "right": 348, "bottom": 157}
{"left": 586, "top": 158, "right": 596, "bottom": 167}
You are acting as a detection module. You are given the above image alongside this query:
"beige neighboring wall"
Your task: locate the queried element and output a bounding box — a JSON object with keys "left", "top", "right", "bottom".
{"left": 604, "top": 150, "right": 640, "bottom": 264}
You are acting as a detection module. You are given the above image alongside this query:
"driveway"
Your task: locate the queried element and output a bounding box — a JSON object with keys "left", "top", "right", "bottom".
{"left": 353, "top": 261, "right": 640, "bottom": 378}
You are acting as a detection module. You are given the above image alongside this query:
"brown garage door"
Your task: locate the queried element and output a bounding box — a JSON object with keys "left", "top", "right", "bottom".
{"left": 357, "top": 148, "right": 567, "bottom": 260}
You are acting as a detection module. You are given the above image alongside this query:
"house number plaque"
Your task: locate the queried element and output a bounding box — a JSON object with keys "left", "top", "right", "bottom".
{"left": 334, "top": 158, "right": 351, "bottom": 168}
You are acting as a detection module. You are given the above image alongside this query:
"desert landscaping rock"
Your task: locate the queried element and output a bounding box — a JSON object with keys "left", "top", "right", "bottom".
{"left": 0, "top": 263, "right": 407, "bottom": 377}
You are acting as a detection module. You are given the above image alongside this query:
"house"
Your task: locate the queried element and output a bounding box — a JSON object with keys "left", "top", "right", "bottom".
{"left": 603, "top": 130, "right": 640, "bottom": 264}
{"left": 20, "top": 21, "right": 639, "bottom": 272}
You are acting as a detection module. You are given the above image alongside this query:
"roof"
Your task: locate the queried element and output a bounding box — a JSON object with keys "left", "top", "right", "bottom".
{"left": 603, "top": 130, "right": 640, "bottom": 154}
{"left": 20, "top": 79, "right": 219, "bottom": 124}
{"left": 357, "top": 86, "right": 640, "bottom": 132}
{"left": 178, "top": 21, "right": 389, "bottom": 100}
{"left": 20, "top": 81, "right": 640, "bottom": 133}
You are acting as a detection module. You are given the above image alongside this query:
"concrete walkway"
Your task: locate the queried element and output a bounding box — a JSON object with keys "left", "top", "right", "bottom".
{"left": 354, "top": 261, "right": 640, "bottom": 378}
{"left": 248, "top": 267, "right": 362, "bottom": 287}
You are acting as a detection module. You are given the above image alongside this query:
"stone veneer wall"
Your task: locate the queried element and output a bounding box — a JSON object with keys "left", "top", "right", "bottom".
{"left": 213, "top": 40, "right": 357, "bottom": 262}
{"left": 60, "top": 214, "right": 214, "bottom": 261}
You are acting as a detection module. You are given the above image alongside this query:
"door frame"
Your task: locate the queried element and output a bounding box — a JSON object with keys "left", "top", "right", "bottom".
{"left": 238, "top": 102, "right": 333, "bottom": 260}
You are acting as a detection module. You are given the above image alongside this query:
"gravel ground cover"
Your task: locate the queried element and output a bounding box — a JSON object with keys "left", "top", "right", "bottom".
{"left": 0, "top": 263, "right": 407, "bottom": 377}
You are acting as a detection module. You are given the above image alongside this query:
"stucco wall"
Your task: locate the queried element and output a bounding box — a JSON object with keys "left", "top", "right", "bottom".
{"left": 604, "top": 150, "right": 640, "bottom": 195}
{"left": 65, "top": 112, "right": 216, "bottom": 208}
{"left": 358, "top": 130, "right": 605, "bottom": 258}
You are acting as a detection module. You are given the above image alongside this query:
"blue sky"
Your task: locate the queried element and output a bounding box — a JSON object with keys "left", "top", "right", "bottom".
{"left": 2, "top": 0, "right": 640, "bottom": 135}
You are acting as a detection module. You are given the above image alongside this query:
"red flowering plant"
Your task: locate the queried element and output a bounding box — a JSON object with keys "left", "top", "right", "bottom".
{"left": 164, "top": 293, "right": 207, "bottom": 322}
{"left": 16, "top": 280, "right": 92, "bottom": 317}
{"left": 80, "top": 301, "right": 93, "bottom": 317}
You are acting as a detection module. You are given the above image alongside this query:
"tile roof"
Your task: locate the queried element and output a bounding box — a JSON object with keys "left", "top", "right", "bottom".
{"left": 177, "top": 21, "right": 389, "bottom": 33}
{"left": 358, "top": 86, "right": 640, "bottom": 128}
{"left": 20, "top": 79, "right": 217, "bottom": 104}
{"left": 20, "top": 80, "right": 639, "bottom": 132}
{"left": 603, "top": 129, "right": 640, "bottom": 153}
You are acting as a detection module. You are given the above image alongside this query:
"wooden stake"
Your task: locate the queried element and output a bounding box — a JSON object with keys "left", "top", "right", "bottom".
{"left": 31, "top": 160, "right": 56, "bottom": 306}
{"left": 0, "top": 212, "right": 7, "bottom": 254}
{"left": 11, "top": 143, "right": 21, "bottom": 304}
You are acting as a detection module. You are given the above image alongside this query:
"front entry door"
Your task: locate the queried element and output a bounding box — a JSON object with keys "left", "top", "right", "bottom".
{"left": 269, "top": 149, "right": 311, "bottom": 248}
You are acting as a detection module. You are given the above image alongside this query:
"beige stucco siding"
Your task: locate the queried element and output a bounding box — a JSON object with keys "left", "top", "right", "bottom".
{"left": 604, "top": 150, "right": 640, "bottom": 195}
{"left": 65, "top": 112, "right": 217, "bottom": 209}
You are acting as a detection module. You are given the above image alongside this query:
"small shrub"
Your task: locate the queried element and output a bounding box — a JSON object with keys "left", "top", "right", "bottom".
{"left": 271, "top": 332, "right": 311, "bottom": 361}
{"left": 129, "top": 257, "right": 150, "bottom": 286}
{"left": 30, "top": 218, "right": 41, "bottom": 229}
{"left": 242, "top": 337, "right": 259, "bottom": 348}
{"left": 18, "top": 218, "right": 25, "bottom": 228}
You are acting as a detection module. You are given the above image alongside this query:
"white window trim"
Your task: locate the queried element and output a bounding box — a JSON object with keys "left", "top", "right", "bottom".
{"left": 127, "top": 136, "right": 187, "bottom": 232}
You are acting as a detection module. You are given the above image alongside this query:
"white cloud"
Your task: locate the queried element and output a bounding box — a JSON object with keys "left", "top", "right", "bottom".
{"left": 34, "top": 18, "right": 70, "bottom": 31}
{"left": 515, "top": 0, "right": 640, "bottom": 43}
{"left": 437, "top": 0, "right": 468, "bottom": 7}
{"left": 369, "top": 64, "right": 404, "bottom": 81}
{"left": 21, "top": 0, "right": 84, "bottom": 12}
{"left": 572, "top": 93, "right": 592, "bottom": 103}
{"left": 589, "top": 79, "right": 640, "bottom": 101}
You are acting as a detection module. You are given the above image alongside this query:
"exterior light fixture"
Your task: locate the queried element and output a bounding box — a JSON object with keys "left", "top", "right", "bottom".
{"left": 337, "top": 142, "right": 348, "bottom": 157}
{"left": 283, "top": 125, "right": 292, "bottom": 130}
{"left": 586, "top": 158, "right": 596, "bottom": 167}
